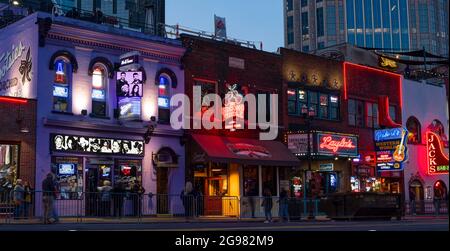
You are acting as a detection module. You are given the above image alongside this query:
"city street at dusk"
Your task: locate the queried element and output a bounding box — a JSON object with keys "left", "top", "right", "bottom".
{"left": 0, "top": 1, "right": 448, "bottom": 248}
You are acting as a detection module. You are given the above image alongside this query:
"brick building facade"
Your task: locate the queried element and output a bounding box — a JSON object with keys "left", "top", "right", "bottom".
{"left": 0, "top": 98, "right": 37, "bottom": 189}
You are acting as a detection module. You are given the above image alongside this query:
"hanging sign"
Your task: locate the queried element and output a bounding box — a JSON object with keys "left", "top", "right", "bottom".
{"left": 317, "top": 133, "right": 358, "bottom": 157}
{"left": 375, "top": 128, "right": 408, "bottom": 172}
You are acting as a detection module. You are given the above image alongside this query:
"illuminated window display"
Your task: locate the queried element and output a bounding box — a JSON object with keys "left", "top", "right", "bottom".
{"left": 52, "top": 58, "right": 72, "bottom": 113}
{"left": 51, "top": 156, "right": 83, "bottom": 200}
{"left": 158, "top": 74, "right": 171, "bottom": 124}
{"left": 114, "top": 159, "right": 142, "bottom": 191}
{"left": 0, "top": 144, "right": 19, "bottom": 200}
{"left": 50, "top": 134, "right": 144, "bottom": 156}
{"left": 91, "top": 64, "right": 108, "bottom": 117}
{"left": 116, "top": 71, "right": 143, "bottom": 121}
{"left": 406, "top": 116, "right": 421, "bottom": 144}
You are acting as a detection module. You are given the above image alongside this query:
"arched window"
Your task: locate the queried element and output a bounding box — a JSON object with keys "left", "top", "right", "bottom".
{"left": 434, "top": 180, "right": 448, "bottom": 200}
{"left": 406, "top": 116, "right": 421, "bottom": 144}
{"left": 91, "top": 63, "right": 108, "bottom": 117}
{"left": 157, "top": 74, "right": 171, "bottom": 124}
{"left": 52, "top": 57, "right": 72, "bottom": 112}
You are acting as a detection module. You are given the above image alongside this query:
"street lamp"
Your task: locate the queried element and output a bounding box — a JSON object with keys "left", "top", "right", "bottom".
{"left": 301, "top": 104, "right": 316, "bottom": 220}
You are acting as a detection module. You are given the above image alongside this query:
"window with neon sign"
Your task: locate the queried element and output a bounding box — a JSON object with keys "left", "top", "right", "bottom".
{"left": 52, "top": 58, "right": 72, "bottom": 112}
{"left": 158, "top": 74, "right": 171, "bottom": 124}
{"left": 91, "top": 64, "right": 108, "bottom": 117}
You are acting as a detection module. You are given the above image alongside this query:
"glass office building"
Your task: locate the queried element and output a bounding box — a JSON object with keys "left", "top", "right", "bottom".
{"left": 285, "top": 0, "right": 448, "bottom": 56}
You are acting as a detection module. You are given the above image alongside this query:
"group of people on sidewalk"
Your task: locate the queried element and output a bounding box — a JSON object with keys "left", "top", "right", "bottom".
{"left": 96, "top": 180, "right": 146, "bottom": 218}
{"left": 11, "top": 179, "right": 33, "bottom": 219}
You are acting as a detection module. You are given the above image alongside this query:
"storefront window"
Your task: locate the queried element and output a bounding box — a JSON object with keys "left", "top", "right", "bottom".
{"left": 0, "top": 144, "right": 19, "bottom": 201}
{"left": 243, "top": 166, "right": 259, "bottom": 196}
{"left": 114, "top": 159, "right": 142, "bottom": 192}
{"left": 52, "top": 58, "right": 72, "bottom": 113}
{"left": 51, "top": 156, "right": 83, "bottom": 200}
{"left": 279, "top": 167, "right": 303, "bottom": 198}
{"left": 318, "top": 172, "right": 339, "bottom": 195}
{"left": 91, "top": 64, "right": 108, "bottom": 117}
{"left": 262, "top": 166, "right": 277, "bottom": 196}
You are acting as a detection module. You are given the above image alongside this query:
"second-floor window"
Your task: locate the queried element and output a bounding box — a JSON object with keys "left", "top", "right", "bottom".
{"left": 52, "top": 58, "right": 72, "bottom": 113}
{"left": 288, "top": 88, "right": 339, "bottom": 120}
{"left": 195, "top": 81, "right": 217, "bottom": 112}
{"left": 366, "top": 102, "right": 379, "bottom": 128}
{"left": 91, "top": 64, "right": 108, "bottom": 117}
{"left": 158, "top": 74, "right": 171, "bottom": 124}
{"left": 348, "top": 99, "right": 364, "bottom": 127}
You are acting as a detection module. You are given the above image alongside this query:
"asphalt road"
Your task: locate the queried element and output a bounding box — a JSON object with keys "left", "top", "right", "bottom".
{"left": 0, "top": 218, "right": 448, "bottom": 231}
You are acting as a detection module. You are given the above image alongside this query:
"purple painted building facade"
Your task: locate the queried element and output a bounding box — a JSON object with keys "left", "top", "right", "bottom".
{"left": 1, "top": 12, "right": 186, "bottom": 216}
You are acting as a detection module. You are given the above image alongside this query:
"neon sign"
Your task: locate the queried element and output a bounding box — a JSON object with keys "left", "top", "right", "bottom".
{"left": 317, "top": 133, "right": 358, "bottom": 157}
{"left": 374, "top": 127, "right": 408, "bottom": 172}
{"left": 223, "top": 84, "right": 245, "bottom": 131}
{"left": 427, "top": 131, "right": 449, "bottom": 175}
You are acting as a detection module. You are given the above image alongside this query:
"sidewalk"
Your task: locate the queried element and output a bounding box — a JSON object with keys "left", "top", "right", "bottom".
{"left": 404, "top": 215, "right": 449, "bottom": 220}
{"left": 1, "top": 215, "right": 332, "bottom": 225}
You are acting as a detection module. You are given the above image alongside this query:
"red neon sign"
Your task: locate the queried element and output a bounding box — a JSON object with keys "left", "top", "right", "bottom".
{"left": 427, "top": 131, "right": 449, "bottom": 175}
{"left": 0, "top": 96, "right": 28, "bottom": 104}
{"left": 319, "top": 135, "right": 357, "bottom": 153}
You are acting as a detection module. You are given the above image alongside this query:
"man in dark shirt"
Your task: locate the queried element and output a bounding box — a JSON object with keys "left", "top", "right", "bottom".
{"left": 117, "top": 72, "right": 129, "bottom": 97}
{"left": 42, "top": 173, "right": 56, "bottom": 224}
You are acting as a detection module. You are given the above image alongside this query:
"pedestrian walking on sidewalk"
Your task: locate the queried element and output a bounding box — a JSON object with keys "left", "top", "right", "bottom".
{"left": 42, "top": 173, "right": 57, "bottom": 224}
{"left": 261, "top": 188, "right": 273, "bottom": 223}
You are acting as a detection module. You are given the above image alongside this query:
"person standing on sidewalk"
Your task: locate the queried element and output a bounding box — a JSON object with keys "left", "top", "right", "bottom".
{"left": 98, "top": 180, "right": 113, "bottom": 217}
{"left": 132, "top": 181, "right": 145, "bottom": 217}
{"left": 409, "top": 187, "right": 416, "bottom": 215}
{"left": 434, "top": 188, "right": 442, "bottom": 216}
{"left": 42, "top": 173, "right": 57, "bottom": 224}
{"left": 23, "top": 181, "right": 33, "bottom": 219}
{"left": 180, "top": 181, "right": 194, "bottom": 220}
{"left": 278, "top": 189, "right": 290, "bottom": 222}
{"left": 261, "top": 188, "right": 273, "bottom": 223}
{"left": 13, "top": 179, "right": 25, "bottom": 219}
{"left": 113, "top": 181, "right": 125, "bottom": 218}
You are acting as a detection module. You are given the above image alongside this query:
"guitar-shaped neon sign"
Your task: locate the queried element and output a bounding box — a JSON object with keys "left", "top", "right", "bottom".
{"left": 393, "top": 129, "right": 407, "bottom": 162}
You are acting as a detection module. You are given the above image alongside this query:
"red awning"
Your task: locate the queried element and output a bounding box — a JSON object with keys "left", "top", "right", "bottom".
{"left": 192, "top": 134, "right": 301, "bottom": 166}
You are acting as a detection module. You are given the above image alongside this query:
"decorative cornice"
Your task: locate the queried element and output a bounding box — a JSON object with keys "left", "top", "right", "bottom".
{"left": 47, "top": 23, "right": 185, "bottom": 66}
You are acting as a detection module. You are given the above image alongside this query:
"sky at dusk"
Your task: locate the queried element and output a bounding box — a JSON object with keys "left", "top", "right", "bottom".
{"left": 166, "top": 0, "right": 284, "bottom": 52}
